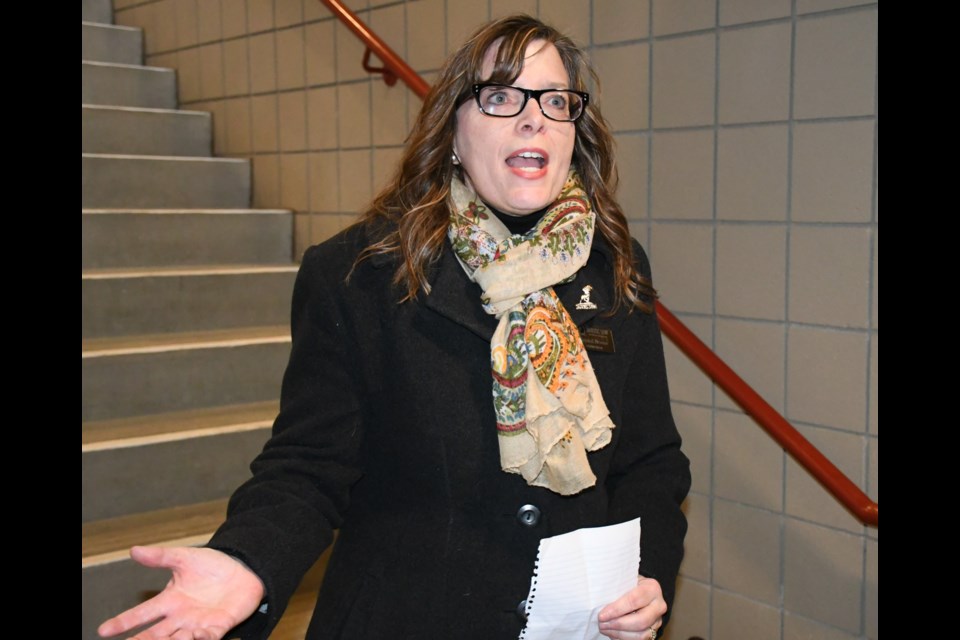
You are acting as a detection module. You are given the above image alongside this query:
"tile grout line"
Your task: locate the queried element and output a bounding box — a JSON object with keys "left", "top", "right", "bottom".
{"left": 708, "top": 3, "right": 719, "bottom": 636}
{"left": 859, "top": 11, "right": 881, "bottom": 636}
{"left": 779, "top": 3, "right": 799, "bottom": 633}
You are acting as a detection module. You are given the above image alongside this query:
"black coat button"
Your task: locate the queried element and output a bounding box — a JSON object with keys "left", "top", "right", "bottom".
{"left": 516, "top": 504, "right": 541, "bottom": 527}
{"left": 516, "top": 599, "right": 528, "bottom": 620}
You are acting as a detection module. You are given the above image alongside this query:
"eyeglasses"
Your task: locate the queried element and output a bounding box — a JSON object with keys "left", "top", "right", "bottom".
{"left": 470, "top": 84, "right": 590, "bottom": 122}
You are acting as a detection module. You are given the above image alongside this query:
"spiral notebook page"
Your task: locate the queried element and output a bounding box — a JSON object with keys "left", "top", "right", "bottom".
{"left": 519, "top": 518, "right": 640, "bottom": 640}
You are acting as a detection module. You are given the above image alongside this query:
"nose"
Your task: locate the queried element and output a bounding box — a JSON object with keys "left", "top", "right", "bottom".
{"left": 515, "top": 93, "right": 546, "bottom": 133}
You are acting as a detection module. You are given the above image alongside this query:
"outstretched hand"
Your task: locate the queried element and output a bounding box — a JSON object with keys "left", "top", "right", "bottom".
{"left": 98, "top": 546, "right": 265, "bottom": 640}
{"left": 597, "top": 576, "right": 667, "bottom": 640}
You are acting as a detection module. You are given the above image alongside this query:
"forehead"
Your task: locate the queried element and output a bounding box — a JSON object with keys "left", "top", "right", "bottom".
{"left": 479, "top": 38, "right": 570, "bottom": 85}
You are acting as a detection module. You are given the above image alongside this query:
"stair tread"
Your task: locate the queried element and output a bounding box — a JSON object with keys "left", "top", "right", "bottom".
{"left": 83, "top": 400, "right": 278, "bottom": 447}
{"left": 83, "top": 499, "right": 229, "bottom": 560}
{"left": 83, "top": 264, "right": 299, "bottom": 278}
{"left": 82, "top": 326, "right": 290, "bottom": 355}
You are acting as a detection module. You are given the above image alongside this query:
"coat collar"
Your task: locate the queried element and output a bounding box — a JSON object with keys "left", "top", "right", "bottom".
{"left": 422, "top": 234, "right": 616, "bottom": 342}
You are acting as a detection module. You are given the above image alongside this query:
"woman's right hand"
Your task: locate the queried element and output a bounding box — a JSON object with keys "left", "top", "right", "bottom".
{"left": 98, "top": 545, "right": 265, "bottom": 640}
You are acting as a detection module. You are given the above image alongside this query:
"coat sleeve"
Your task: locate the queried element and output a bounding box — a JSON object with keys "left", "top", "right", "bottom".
{"left": 604, "top": 242, "right": 691, "bottom": 622}
{"left": 207, "top": 243, "right": 366, "bottom": 638}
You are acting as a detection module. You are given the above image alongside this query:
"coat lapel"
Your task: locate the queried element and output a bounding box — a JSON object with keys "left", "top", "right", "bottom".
{"left": 424, "top": 236, "right": 617, "bottom": 342}
{"left": 423, "top": 242, "right": 499, "bottom": 342}
{"left": 556, "top": 238, "right": 614, "bottom": 329}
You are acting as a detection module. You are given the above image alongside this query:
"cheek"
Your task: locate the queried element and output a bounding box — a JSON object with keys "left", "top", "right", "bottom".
{"left": 562, "top": 128, "right": 577, "bottom": 160}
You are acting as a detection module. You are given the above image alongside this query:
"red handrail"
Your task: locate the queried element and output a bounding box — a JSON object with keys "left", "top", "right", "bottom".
{"left": 657, "top": 303, "right": 877, "bottom": 527}
{"left": 320, "top": 0, "right": 430, "bottom": 99}
{"left": 318, "top": 0, "right": 878, "bottom": 528}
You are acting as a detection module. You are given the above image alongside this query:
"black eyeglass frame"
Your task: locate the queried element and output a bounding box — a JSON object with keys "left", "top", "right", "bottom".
{"left": 470, "top": 83, "right": 590, "bottom": 122}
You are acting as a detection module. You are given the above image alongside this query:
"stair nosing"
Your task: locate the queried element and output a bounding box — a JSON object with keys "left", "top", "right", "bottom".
{"left": 81, "top": 335, "right": 291, "bottom": 358}
{"left": 83, "top": 533, "right": 213, "bottom": 568}
{"left": 82, "top": 152, "right": 248, "bottom": 164}
{"left": 81, "top": 20, "right": 141, "bottom": 33}
{"left": 81, "top": 60, "right": 173, "bottom": 72}
{"left": 82, "top": 264, "right": 298, "bottom": 279}
{"left": 82, "top": 208, "right": 291, "bottom": 215}
{"left": 82, "top": 327, "right": 291, "bottom": 359}
{"left": 82, "top": 103, "right": 210, "bottom": 117}
{"left": 83, "top": 420, "right": 272, "bottom": 453}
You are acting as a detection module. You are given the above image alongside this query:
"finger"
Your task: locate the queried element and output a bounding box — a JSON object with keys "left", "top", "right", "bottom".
{"left": 599, "top": 578, "right": 664, "bottom": 622}
{"left": 195, "top": 626, "right": 231, "bottom": 640}
{"left": 126, "top": 615, "right": 187, "bottom": 640}
{"left": 598, "top": 589, "right": 653, "bottom": 622}
{"left": 125, "top": 618, "right": 229, "bottom": 640}
{"left": 599, "top": 628, "right": 658, "bottom": 640}
{"left": 130, "top": 545, "right": 187, "bottom": 571}
{"left": 164, "top": 624, "right": 229, "bottom": 640}
{"left": 98, "top": 596, "right": 167, "bottom": 638}
{"left": 166, "top": 626, "right": 227, "bottom": 640}
{"left": 599, "top": 609, "right": 661, "bottom": 633}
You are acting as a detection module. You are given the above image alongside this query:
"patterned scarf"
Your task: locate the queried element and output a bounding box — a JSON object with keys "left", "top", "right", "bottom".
{"left": 448, "top": 171, "right": 615, "bottom": 495}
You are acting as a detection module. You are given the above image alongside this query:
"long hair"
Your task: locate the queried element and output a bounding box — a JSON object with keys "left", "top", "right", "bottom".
{"left": 355, "top": 14, "right": 654, "bottom": 312}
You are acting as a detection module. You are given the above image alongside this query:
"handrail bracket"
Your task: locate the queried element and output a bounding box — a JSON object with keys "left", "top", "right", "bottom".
{"left": 362, "top": 48, "right": 397, "bottom": 86}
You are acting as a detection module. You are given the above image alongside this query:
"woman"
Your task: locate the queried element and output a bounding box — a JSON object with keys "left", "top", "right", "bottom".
{"left": 99, "top": 14, "right": 690, "bottom": 640}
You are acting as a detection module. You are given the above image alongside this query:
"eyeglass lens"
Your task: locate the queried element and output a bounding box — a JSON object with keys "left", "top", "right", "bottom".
{"left": 477, "top": 86, "right": 584, "bottom": 121}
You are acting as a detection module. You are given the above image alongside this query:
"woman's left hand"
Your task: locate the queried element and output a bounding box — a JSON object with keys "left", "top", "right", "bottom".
{"left": 597, "top": 576, "right": 667, "bottom": 639}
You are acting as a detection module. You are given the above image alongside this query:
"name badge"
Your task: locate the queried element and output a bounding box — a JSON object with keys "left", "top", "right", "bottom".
{"left": 581, "top": 327, "right": 615, "bottom": 353}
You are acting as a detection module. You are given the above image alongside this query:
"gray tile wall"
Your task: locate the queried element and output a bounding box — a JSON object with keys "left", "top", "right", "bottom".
{"left": 112, "top": 1, "right": 878, "bottom": 637}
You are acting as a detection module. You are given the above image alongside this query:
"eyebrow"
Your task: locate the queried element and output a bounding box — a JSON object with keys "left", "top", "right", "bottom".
{"left": 491, "top": 82, "right": 571, "bottom": 90}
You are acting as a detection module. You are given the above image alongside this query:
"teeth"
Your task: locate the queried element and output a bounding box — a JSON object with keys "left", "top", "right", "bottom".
{"left": 516, "top": 151, "right": 544, "bottom": 159}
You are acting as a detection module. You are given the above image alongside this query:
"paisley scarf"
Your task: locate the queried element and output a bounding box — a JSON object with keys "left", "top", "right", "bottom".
{"left": 447, "top": 171, "right": 614, "bottom": 495}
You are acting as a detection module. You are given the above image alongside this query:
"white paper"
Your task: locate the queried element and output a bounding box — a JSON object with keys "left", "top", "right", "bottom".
{"left": 519, "top": 518, "right": 641, "bottom": 640}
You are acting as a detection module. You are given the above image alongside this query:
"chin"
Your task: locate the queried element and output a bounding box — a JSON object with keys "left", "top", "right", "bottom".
{"left": 503, "top": 192, "right": 554, "bottom": 214}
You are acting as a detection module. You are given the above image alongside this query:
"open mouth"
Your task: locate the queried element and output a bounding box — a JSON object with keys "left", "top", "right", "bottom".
{"left": 505, "top": 150, "right": 548, "bottom": 171}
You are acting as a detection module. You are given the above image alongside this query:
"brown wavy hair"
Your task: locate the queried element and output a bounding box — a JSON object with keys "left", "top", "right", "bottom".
{"left": 356, "top": 14, "right": 654, "bottom": 312}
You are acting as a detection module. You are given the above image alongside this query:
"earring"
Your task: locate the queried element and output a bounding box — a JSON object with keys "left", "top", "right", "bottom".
{"left": 451, "top": 152, "right": 461, "bottom": 165}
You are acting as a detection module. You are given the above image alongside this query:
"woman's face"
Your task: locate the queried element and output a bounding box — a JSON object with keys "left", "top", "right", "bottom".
{"left": 453, "top": 39, "right": 577, "bottom": 216}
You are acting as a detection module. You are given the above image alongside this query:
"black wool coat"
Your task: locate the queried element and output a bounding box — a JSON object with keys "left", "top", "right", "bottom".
{"left": 209, "top": 221, "right": 691, "bottom": 639}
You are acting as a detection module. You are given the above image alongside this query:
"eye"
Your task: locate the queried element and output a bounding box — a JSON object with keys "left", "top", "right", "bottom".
{"left": 544, "top": 92, "right": 569, "bottom": 110}
{"left": 487, "top": 91, "right": 509, "bottom": 105}
{"left": 480, "top": 86, "right": 521, "bottom": 110}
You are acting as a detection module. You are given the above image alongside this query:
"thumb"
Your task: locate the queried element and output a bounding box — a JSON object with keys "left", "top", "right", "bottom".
{"left": 130, "top": 545, "right": 184, "bottom": 570}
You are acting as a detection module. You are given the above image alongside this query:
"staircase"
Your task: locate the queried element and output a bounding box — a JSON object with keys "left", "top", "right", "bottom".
{"left": 81, "top": 0, "right": 317, "bottom": 637}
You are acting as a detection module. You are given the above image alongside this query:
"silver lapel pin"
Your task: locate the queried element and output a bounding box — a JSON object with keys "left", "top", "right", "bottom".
{"left": 575, "top": 285, "right": 597, "bottom": 310}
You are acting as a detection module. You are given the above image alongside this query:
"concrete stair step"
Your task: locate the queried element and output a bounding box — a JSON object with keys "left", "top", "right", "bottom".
{"left": 82, "top": 0, "right": 113, "bottom": 24}
{"left": 82, "top": 501, "right": 331, "bottom": 640}
{"left": 83, "top": 400, "right": 279, "bottom": 450}
{"left": 82, "top": 153, "right": 250, "bottom": 209}
{"left": 83, "top": 402, "right": 279, "bottom": 522}
{"left": 82, "top": 61, "right": 176, "bottom": 109}
{"left": 82, "top": 265, "right": 298, "bottom": 339}
{"left": 82, "top": 499, "right": 229, "bottom": 560}
{"left": 82, "top": 209, "right": 293, "bottom": 268}
{"left": 82, "top": 22, "right": 142, "bottom": 65}
{"left": 82, "top": 105, "right": 210, "bottom": 156}
{"left": 82, "top": 327, "right": 290, "bottom": 422}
